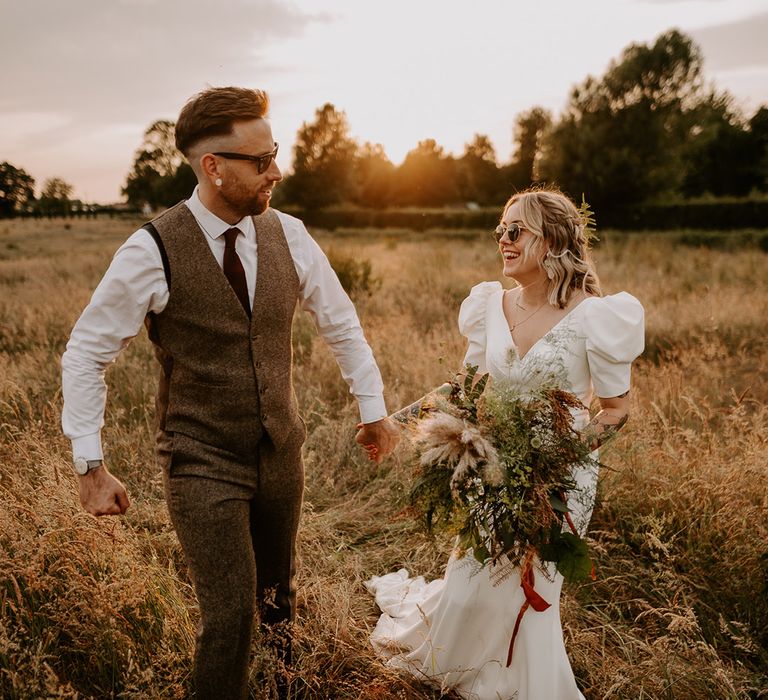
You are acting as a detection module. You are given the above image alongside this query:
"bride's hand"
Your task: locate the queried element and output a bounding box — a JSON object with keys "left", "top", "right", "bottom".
{"left": 355, "top": 417, "right": 401, "bottom": 463}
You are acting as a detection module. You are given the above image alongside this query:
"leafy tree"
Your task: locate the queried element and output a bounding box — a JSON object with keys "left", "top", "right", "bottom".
{"left": 0, "top": 162, "right": 35, "bottom": 217}
{"left": 394, "top": 139, "right": 459, "bottom": 206}
{"left": 158, "top": 163, "right": 197, "bottom": 206}
{"left": 749, "top": 106, "right": 768, "bottom": 190}
{"left": 457, "top": 134, "right": 502, "bottom": 204}
{"left": 280, "top": 103, "right": 359, "bottom": 209}
{"left": 509, "top": 108, "right": 552, "bottom": 190}
{"left": 463, "top": 133, "right": 496, "bottom": 163}
{"left": 540, "top": 29, "right": 704, "bottom": 208}
{"left": 138, "top": 120, "right": 182, "bottom": 176}
{"left": 681, "top": 93, "right": 760, "bottom": 197}
{"left": 353, "top": 142, "right": 396, "bottom": 209}
{"left": 38, "top": 177, "right": 74, "bottom": 216}
{"left": 41, "top": 177, "right": 73, "bottom": 201}
{"left": 123, "top": 120, "right": 194, "bottom": 210}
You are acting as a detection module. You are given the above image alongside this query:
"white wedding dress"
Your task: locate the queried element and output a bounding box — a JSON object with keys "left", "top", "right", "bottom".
{"left": 366, "top": 282, "right": 644, "bottom": 700}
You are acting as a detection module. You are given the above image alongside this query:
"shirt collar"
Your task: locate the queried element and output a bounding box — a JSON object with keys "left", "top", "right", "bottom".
{"left": 185, "top": 186, "right": 254, "bottom": 240}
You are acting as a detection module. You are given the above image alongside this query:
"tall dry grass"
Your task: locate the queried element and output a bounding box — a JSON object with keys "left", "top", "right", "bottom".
{"left": 0, "top": 218, "right": 766, "bottom": 698}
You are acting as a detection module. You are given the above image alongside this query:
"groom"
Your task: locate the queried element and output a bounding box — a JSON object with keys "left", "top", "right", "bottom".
{"left": 61, "top": 86, "right": 399, "bottom": 698}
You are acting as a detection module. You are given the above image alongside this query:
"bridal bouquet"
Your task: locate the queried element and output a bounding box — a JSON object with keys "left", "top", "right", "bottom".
{"left": 399, "top": 365, "right": 597, "bottom": 585}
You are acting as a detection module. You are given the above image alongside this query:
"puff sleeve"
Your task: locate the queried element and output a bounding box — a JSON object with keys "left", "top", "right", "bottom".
{"left": 584, "top": 292, "right": 645, "bottom": 398}
{"left": 457, "top": 281, "right": 502, "bottom": 374}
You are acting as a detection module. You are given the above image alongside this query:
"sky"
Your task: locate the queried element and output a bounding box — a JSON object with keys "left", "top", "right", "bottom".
{"left": 2, "top": 0, "right": 767, "bottom": 203}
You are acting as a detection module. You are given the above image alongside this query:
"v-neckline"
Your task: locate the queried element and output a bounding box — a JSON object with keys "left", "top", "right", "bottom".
{"left": 500, "top": 291, "right": 593, "bottom": 362}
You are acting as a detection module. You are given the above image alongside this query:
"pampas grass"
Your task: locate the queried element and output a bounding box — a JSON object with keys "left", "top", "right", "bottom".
{"left": 414, "top": 411, "right": 501, "bottom": 496}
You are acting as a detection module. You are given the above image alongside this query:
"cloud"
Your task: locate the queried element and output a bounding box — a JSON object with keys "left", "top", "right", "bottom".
{"left": 0, "top": 0, "right": 326, "bottom": 124}
{"left": 689, "top": 11, "right": 768, "bottom": 70}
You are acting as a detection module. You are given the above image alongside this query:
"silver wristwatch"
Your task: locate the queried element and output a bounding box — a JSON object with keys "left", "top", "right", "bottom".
{"left": 73, "top": 458, "right": 103, "bottom": 475}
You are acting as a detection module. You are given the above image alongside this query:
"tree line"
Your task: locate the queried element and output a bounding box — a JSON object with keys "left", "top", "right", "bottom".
{"left": 277, "top": 30, "right": 768, "bottom": 214}
{"left": 124, "top": 30, "right": 768, "bottom": 215}
{"left": 0, "top": 167, "right": 88, "bottom": 218}
{"left": 2, "top": 29, "right": 767, "bottom": 219}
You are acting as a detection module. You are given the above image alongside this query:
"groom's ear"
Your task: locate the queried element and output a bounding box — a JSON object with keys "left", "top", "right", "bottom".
{"left": 199, "top": 153, "right": 219, "bottom": 180}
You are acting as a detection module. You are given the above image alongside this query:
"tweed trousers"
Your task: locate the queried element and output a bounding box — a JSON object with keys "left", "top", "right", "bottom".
{"left": 161, "top": 424, "right": 305, "bottom": 700}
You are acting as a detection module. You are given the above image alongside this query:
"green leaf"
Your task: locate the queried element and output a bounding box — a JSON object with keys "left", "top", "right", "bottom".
{"left": 549, "top": 493, "right": 569, "bottom": 514}
{"left": 578, "top": 194, "right": 599, "bottom": 245}
{"left": 463, "top": 364, "right": 477, "bottom": 395}
{"left": 473, "top": 543, "right": 490, "bottom": 563}
{"left": 556, "top": 533, "right": 592, "bottom": 582}
{"left": 473, "top": 372, "right": 489, "bottom": 399}
{"left": 539, "top": 529, "right": 592, "bottom": 582}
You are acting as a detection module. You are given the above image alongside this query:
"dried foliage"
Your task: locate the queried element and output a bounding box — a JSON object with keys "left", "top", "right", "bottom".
{"left": 0, "top": 218, "right": 766, "bottom": 698}
{"left": 409, "top": 368, "right": 596, "bottom": 582}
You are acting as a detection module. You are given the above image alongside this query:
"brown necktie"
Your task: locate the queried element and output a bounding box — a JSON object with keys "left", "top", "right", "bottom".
{"left": 223, "top": 227, "right": 251, "bottom": 316}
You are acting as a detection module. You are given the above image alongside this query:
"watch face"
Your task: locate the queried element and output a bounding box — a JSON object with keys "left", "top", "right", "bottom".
{"left": 73, "top": 457, "right": 89, "bottom": 475}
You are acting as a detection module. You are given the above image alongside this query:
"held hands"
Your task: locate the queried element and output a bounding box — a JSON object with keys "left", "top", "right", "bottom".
{"left": 355, "top": 417, "right": 401, "bottom": 463}
{"left": 78, "top": 466, "right": 130, "bottom": 516}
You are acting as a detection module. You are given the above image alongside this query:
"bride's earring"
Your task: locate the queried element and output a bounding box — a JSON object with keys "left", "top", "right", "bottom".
{"left": 215, "top": 177, "right": 223, "bottom": 187}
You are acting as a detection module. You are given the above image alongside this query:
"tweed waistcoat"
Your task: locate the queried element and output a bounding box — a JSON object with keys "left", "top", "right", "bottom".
{"left": 145, "top": 202, "right": 301, "bottom": 457}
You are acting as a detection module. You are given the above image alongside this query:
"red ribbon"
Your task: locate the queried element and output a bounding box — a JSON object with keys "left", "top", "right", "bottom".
{"left": 506, "top": 553, "right": 551, "bottom": 666}
{"left": 506, "top": 495, "right": 599, "bottom": 666}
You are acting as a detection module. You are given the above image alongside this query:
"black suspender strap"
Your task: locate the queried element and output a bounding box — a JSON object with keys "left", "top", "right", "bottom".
{"left": 141, "top": 222, "right": 171, "bottom": 290}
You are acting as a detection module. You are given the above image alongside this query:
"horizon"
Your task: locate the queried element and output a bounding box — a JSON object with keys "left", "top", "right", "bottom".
{"left": 2, "top": 0, "right": 767, "bottom": 204}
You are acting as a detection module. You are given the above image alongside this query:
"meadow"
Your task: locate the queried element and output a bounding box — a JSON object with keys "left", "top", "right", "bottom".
{"left": 0, "top": 217, "right": 766, "bottom": 699}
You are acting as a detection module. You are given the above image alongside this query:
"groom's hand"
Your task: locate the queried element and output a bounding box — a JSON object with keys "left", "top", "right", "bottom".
{"left": 355, "top": 417, "right": 400, "bottom": 464}
{"left": 78, "top": 466, "right": 131, "bottom": 516}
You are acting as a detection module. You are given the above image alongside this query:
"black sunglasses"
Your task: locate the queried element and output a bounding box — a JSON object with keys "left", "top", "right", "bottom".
{"left": 212, "top": 142, "right": 279, "bottom": 174}
{"left": 492, "top": 222, "right": 524, "bottom": 243}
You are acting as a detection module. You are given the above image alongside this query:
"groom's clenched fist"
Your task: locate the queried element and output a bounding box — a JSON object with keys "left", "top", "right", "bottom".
{"left": 356, "top": 417, "right": 400, "bottom": 463}
{"left": 78, "top": 466, "right": 130, "bottom": 516}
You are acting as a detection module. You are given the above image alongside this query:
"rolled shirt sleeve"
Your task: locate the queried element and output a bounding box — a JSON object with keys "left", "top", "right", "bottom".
{"left": 62, "top": 208, "right": 389, "bottom": 464}
{"left": 61, "top": 229, "right": 168, "bottom": 460}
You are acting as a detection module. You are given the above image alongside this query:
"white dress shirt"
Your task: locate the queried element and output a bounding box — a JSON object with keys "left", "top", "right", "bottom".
{"left": 62, "top": 188, "right": 387, "bottom": 461}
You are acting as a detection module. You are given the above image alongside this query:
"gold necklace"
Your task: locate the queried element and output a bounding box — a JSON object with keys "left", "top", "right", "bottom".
{"left": 513, "top": 280, "right": 545, "bottom": 311}
{"left": 510, "top": 299, "right": 547, "bottom": 332}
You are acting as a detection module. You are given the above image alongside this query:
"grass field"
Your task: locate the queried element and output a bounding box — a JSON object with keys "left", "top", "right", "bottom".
{"left": 0, "top": 217, "right": 766, "bottom": 699}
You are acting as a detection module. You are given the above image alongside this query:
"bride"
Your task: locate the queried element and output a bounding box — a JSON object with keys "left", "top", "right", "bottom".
{"left": 365, "top": 188, "right": 644, "bottom": 699}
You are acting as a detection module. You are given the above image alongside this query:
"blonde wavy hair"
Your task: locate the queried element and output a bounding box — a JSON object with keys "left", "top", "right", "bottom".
{"left": 503, "top": 188, "right": 601, "bottom": 308}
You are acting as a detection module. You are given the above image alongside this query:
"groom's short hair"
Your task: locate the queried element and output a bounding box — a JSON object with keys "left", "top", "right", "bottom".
{"left": 175, "top": 87, "right": 270, "bottom": 156}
